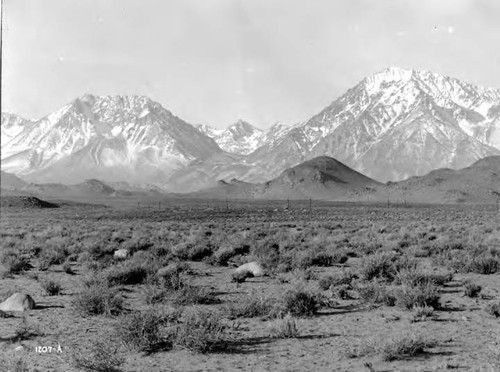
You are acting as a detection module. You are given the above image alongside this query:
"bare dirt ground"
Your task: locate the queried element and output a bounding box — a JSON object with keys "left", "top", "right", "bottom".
{"left": 1, "top": 199, "right": 500, "bottom": 372}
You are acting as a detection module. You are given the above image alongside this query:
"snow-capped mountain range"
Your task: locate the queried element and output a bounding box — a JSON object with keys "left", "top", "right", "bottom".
{"left": 245, "top": 67, "right": 500, "bottom": 182}
{"left": 2, "top": 67, "right": 500, "bottom": 191}
{"left": 1, "top": 94, "right": 221, "bottom": 185}
{"left": 195, "top": 120, "right": 266, "bottom": 155}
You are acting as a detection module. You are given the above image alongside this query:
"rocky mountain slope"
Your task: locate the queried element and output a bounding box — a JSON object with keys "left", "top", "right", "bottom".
{"left": 1, "top": 95, "right": 222, "bottom": 184}
{"left": 1, "top": 113, "right": 33, "bottom": 147}
{"left": 246, "top": 67, "right": 500, "bottom": 182}
{"left": 196, "top": 120, "right": 266, "bottom": 155}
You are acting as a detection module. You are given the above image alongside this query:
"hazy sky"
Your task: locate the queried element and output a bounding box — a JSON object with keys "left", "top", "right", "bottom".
{"left": 2, "top": 0, "right": 500, "bottom": 129}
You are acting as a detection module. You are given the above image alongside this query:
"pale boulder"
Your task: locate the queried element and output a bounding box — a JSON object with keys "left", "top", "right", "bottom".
{"left": 114, "top": 249, "right": 129, "bottom": 259}
{"left": 0, "top": 293, "right": 35, "bottom": 312}
{"left": 235, "top": 262, "right": 265, "bottom": 277}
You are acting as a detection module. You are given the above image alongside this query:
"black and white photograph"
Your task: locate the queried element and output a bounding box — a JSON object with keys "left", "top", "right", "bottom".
{"left": 1, "top": 0, "right": 500, "bottom": 370}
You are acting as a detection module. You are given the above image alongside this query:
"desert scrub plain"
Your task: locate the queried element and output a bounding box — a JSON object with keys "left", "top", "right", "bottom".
{"left": 1, "top": 199, "right": 500, "bottom": 371}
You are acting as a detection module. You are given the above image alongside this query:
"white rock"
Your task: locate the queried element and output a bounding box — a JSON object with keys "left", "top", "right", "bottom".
{"left": 114, "top": 249, "right": 129, "bottom": 259}
{"left": 235, "top": 262, "right": 265, "bottom": 277}
{"left": 0, "top": 293, "right": 35, "bottom": 312}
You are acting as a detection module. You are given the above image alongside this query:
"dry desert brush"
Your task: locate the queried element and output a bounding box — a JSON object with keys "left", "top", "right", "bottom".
{"left": 72, "top": 283, "right": 125, "bottom": 317}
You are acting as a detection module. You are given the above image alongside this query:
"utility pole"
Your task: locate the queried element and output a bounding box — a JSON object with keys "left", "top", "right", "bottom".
{"left": 309, "top": 198, "right": 312, "bottom": 213}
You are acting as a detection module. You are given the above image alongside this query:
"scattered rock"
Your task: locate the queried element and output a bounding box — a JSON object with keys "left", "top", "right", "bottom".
{"left": 235, "top": 262, "right": 265, "bottom": 277}
{"left": 114, "top": 249, "right": 129, "bottom": 259}
{"left": 0, "top": 293, "right": 35, "bottom": 312}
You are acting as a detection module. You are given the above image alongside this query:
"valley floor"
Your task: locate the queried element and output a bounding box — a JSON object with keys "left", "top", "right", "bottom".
{"left": 1, "top": 200, "right": 500, "bottom": 371}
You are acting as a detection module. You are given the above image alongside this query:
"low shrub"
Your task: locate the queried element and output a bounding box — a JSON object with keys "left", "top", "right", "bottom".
{"left": 72, "top": 284, "right": 124, "bottom": 317}
{"left": 225, "top": 296, "right": 274, "bottom": 319}
{"left": 170, "top": 285, "right": 220, "bottom": 306}
{"left": 104, "top": 260, "right": 153, "bottom": 286}
{"left": 331, "top": 284, "right": 353, "bottom": 300}
{"left": 40, "top": 278, "right": 62, "bottom": 296}
{"left": 463, "top": 280, "right": 482, "bottom": 298}
{"left": 269, "top": 313, "right": 300, "bottom": 338}
{"left": 359, "top": 252, "right": 396, "bottom": 282}
{"left": 281, "top": 289, "right": 318, "bottom": 317}
{"left": 318, "top": 270, "right": 356, "bottom": 290}
{"left": 380, "top": 331, "right": 435, "bottom": 361}
{"left": 38, "top": 245, "right": 68, "bottom": 269}
{"left": 394, "top": 283, "right": 440, "bottom": 310}
{"left": 174, "top": 308, "right": 228, "bottom": 353}
{"left": 355, "top": 281, "right": 396, "bottom": 306}
{"left": 411, "top": 305, "right": 435, "bottom": 322}
{"left": 115, "top": 309, "right": 177, "bottom": 353}
{"left": 468, "top": 256, "right": 499, "bottom": 274}
{"left": 73, "top": 337, "right": 125, "bottom": 372}
{"left": 1, "top": 250, "right": 31, "bottom": 274}
{"left": 396, "top": 267, "right": 453, "bottom": 287}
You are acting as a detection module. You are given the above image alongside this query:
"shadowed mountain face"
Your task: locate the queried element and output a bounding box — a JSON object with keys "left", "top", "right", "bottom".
{"left": 193, "top": 156, "right": 380, "bottom": 200}
{"left": 193, "top": 155, "right": 500, "bottom": 204}
{"left": 368, "top": 155, "right": 500, "bottom": 204}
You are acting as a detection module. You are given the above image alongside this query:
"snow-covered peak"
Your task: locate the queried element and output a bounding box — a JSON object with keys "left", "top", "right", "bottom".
{"left": 196, "top": 120, "right": 265, "bottom": 155}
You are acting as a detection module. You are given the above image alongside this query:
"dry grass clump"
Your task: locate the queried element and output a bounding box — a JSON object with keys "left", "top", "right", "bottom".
{"left": 269, "top": 313, "right": 300, "bottom": 338}
{"left": 380, "top": 331, "right": 436, "bottom": 361}
{"left": 115, "top": 308, "right": 177, "bottom": 353}
{"left": 463, "top": 280, "right": 482, "bottom": 298}
{"left": 318, "top": 270, "right": 356, "bottom": 290}
{"left": 395, "top": 266, "right": 453, "bottom": 287}
{"left": 1, "top": 249, "right": 31, "bottom": 275}
{"left": 170, "top": 285, "right": 220, "bottom": 306}
{"left": 358, "top": 252, "right": 397, "bottom": 281}
{"left": 346, "top": 330, "right": 436, "bottom": 361}
{"left": 225, "top": 295, "right": 275, "bottom": 319}
{"left": 72, "top": 283, "right": 125, "bottom": 317}
{"left": 355, "top": 280, "right": 396, "bottom": 306}
{"left": 173, "top": 308, "right": 229, "bottom": 353}
{"left": 37, "top": 243, "right": 69, "bottom": 270}
{"left": 73, "top": 337, "right": 125, "bottom": 372}
{"left": 394, "top": 282, "right": 440, "bottom": 310}
{"left": 103, "top": 258, "right": 156, "bottom": 286}
{"left": 279, "top": 289, "right": 319, "bottom": 317}
{"left": 411, "top": 305, "right": 435, "bottom": 322}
